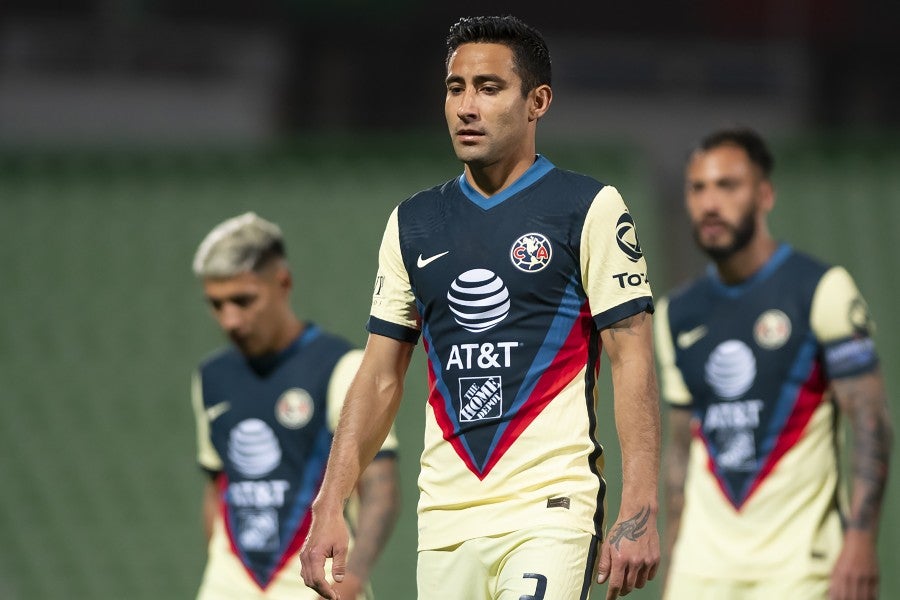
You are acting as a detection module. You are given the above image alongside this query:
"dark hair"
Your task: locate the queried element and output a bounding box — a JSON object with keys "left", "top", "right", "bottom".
{"left": 697, "top": 127, "right": 775, "bottom": 178}
{"left": 446, "top": 15, "right": 551, "bottom": 96}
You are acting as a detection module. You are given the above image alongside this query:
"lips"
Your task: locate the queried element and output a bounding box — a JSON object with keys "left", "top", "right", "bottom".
{"left": 456, "top": 129, "right": 485, "bottom": 142}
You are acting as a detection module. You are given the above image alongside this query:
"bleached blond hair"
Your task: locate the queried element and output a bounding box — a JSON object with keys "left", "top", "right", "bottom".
{"left": 192, "top": 212, "right": 286, "bottom": 278}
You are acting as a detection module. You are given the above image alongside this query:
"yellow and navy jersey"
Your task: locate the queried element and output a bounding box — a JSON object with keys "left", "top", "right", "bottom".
{"left": 655, "top": 244, "right": 879, "bottom": 579}
{"left": 367, "top": 155, "right": 653, "bottom": 550}
{"left": 191, "top": 324, "right": 398, "bottom": 590}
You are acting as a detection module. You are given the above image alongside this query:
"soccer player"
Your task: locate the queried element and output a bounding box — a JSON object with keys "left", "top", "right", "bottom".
{"left": 300, "top": 15, "right": 660, "bottom": 600}
{"left": 655, "top": 128, "right": 893, "bottom": 600}
{"left": 191, "top": 212, "right": 400, "bottom": 600}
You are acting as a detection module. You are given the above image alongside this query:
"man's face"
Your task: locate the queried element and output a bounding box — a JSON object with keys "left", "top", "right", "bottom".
{"left": 685, "top": 144, "right": 770, "bottom": 260}
{"left": 202, "top": 268, "right": 287, "bottom": 357}
{"left": 445, "top": 42, "right": 534, "bottom": 168}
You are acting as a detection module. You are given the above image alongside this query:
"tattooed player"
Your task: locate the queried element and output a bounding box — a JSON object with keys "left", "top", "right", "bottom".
{"left": 655, "top": 128, "right": 893, "bottom": 600}
{"left": 301, "top": 14, "right": 661, "bottom": 600}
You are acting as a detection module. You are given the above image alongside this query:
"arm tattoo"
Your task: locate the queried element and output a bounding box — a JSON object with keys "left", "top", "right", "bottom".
{"left": 606, "top": 311, "right": 648, "bottom": 341}
{"left": 837, "top": 374, "right": 893, "bottom": 531}
{"left": 847, "top": 407, "right": 892, "bottom": 530}
{"left": 608, "top": 505, "right": 651, "bottom": 551}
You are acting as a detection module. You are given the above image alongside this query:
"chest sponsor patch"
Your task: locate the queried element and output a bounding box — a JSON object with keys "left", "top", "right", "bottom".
{"left": 459, "top": 376, "right": 503, "bottom": 421}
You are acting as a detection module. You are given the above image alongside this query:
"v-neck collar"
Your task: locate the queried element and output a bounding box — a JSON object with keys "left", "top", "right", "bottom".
{"left": 458, "top": 155, "right": 555, "bottom": 210}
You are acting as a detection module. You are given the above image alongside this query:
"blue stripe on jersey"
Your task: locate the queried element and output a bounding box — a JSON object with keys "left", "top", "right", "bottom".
{"left": 739, "top": 331, "right": 820, "bottom": 501}
{"left": 458, "top": 155, "right": 556, "bottom": 210}
{"left": 276, "top": 423, "right": 333, "bottom": 568}
{"left": 480, "top": 275, "right": 586, "bottom": 463}
{"left": 513, "top": 275, "right": 584, "bottom": 410}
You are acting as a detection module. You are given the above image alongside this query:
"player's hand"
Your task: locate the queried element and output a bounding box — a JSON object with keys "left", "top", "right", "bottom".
{"left": 596, "top": 505, "right": 659, "bottom": 598}
{"left": 830, "top": 530, "right": 879, "bottom": 600}
{"left": 300, "top": 505, "right": 350, "bottom": 600}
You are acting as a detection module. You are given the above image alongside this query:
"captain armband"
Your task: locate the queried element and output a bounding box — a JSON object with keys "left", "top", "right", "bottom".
{"left": 823, "top": 336, "right": 879, "bottom": 378}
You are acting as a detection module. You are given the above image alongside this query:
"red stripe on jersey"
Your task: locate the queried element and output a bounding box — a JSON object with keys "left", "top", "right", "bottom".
{"left": 742, "top": 360, "right": 827, "bottom": 506}
{"left": 701, "top": 360, "right": 828, "bottom": 510}
{"left": 479, "top": 304, "right": 594, "bottom": 477}
{"left": 424, "top": 337, "right": 483, "bottom": 476}
{"left": 697, "top": 425, "right": 737, "bottom": 510}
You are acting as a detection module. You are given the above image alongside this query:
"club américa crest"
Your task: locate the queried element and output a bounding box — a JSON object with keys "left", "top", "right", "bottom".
{"left": 510, "top": 232, "right": 552, "bottom": 272}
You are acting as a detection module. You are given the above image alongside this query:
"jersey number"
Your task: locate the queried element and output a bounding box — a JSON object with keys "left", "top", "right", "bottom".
{"left": 519, "top": 573, "right": 547, "bottom": 600}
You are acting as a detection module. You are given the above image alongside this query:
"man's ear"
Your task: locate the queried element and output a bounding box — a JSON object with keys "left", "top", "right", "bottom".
{"left": 275, "top": 264, "right": 293, "bottom": 292}
{"left": 529, "top": 84, "right": 553, "bottom": 121}
{"left": 759, "top": 179, "right": 776, "bottom": 214}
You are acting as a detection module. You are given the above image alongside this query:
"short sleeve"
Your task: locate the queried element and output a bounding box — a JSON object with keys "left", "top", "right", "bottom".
{"left": 580, "top": 186, "right": 654, "bottom": 330}
{"left": 367, "top": 206, "right": 421, "bottom": 343}
{"left": 653, "top": 297, "right": 693, "bottom": 407}
{"left": 191, "top": 371, "right": 223, "bottom": 472}
{"left": 810, "top": 266, "right": 879, "bottom": 378}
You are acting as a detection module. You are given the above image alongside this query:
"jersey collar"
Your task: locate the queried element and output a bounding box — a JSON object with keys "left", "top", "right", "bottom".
{"left": 458, "top": 155, "right": 555, "bottom": 210}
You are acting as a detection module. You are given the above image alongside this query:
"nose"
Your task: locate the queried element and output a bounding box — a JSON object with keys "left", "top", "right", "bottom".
{"left": 217, "top": 302, "right": 243, "bottom": 333}
{"left": 689, "top": 186, "right": 720, "bottom": 216}
{"left": 456, "top": 88, "right": 478, "bottom": 122}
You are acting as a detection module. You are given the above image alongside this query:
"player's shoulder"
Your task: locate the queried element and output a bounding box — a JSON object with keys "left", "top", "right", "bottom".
{"left": 304, "top": 326, "right": 356, "bottom": 356}
{"left": 543, "top": 166, "right": 609, "bottom": 200}
{"left": 782, "top": 246, "right": 831, "bottom": 275}
{"left": 665, "top": 272, "right": 710, "bottom": 309}
{"left": 197, "top": 345, "right": 244, "bottom": 376}
{"left": 400, "top": 176, "right": 460, "bottom": 208}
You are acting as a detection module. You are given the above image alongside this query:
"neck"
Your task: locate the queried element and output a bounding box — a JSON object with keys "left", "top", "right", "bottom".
{"left": 274, "top": 315, "right": 305, "bottom": 353}
{"left": 714, "top": 236, "right": 779, "bottom": 285}
{"left": 464, "top": 151, "right": 536, "bottom": 197}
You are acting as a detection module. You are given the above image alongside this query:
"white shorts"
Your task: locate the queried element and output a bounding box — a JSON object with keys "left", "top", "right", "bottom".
{"left": 417, "top": 526, "right": 598, "bottom": 600}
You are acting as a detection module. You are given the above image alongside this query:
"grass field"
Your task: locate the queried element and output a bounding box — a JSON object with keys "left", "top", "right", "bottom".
{"left": 0, "top": 134, "right": 896, "bottom": 599}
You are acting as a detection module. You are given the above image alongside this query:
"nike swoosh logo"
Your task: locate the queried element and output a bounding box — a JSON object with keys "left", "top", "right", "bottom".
{"left": 417, "top": 251, "right": 450, "bottom": 268}
{"left": 205, "top": 401, "right": 231, "bottom": 422}
{"left": 676, "top": 325, "right": 708, "bottom": 349}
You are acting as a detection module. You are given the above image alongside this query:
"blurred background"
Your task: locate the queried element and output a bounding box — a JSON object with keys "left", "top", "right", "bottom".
{"left": 1, "top": 1, "right": 898, "bottom": 598}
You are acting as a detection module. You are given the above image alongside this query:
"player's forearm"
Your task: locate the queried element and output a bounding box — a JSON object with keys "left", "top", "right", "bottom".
{"left": 315, "top": 340, "right": 411, "bottom": 511}
{"left": 316, "top": 382, "right": 402, "bottom": 510}
{"left": 832, "top": 370, "right": 893, "bottom": 536}
{"left": 602, "top": 312, "right": 661, "bottom": 511}
{"left": 610, "top": 347, "right": 661, "bottom": 505}
{"left": 846, "top": 382, "right": 892, "bottom": 536}
{"left": 346, "top": 458, "right": 401, "bottom": 581}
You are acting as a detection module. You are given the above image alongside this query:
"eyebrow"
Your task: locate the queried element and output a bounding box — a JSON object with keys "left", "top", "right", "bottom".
{"left": 445, "top": 73, "right": 509, "bottom": 87}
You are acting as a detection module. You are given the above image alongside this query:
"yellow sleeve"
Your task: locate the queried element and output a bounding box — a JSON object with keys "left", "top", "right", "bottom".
{"left": 810, "top": 266, "right": 875, "bottom": 341}
{"left": 810, "top": 266, "right": 879, "bottom": 377}
{"left": 580, "top": 186, "right": 653, "bottom": 329}
{"left": 653, "top": 297, "right": 692, "bottom": 407}
{"left": 191, "top": 371, "right": 223, "bottom": 471}
{"left": 326, "top": 350, "right": 399, "bottom": 453}
{"left": 369, "top": 206, "right": 420, "bottom": 333}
